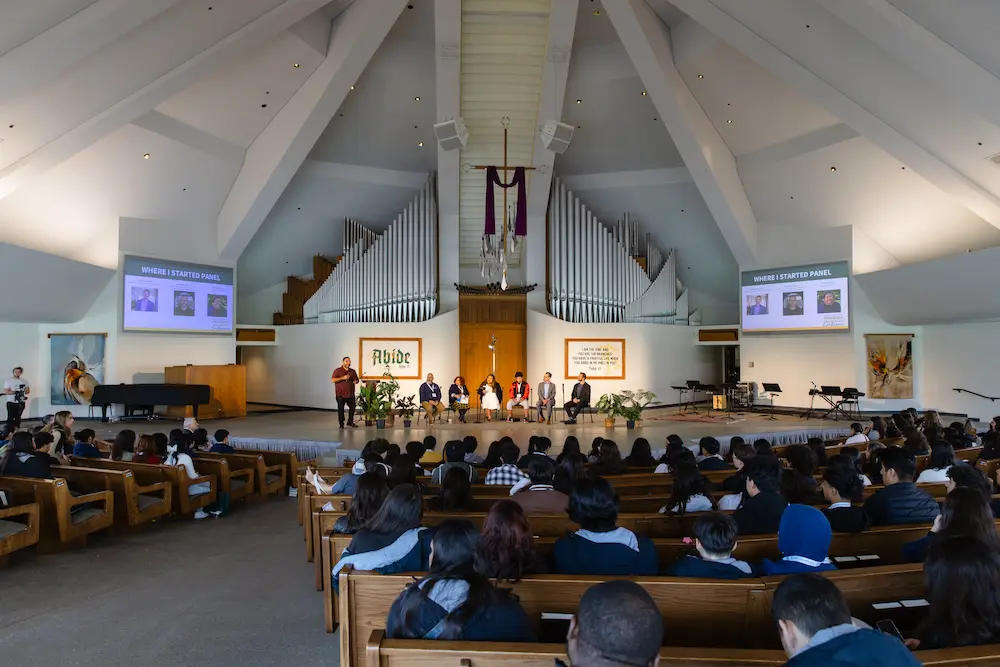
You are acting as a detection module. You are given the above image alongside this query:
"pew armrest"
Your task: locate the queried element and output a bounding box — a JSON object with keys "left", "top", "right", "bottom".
{"left": 68, "top": 489, "right": 113, "bottom": 511}
{"left": 0, "top": 502, "right": 39, "bottom": 523}
{"left": 365, "top": 630, "right": 385, "bottom": 667}
{"left": 189, "top": 474, "right": 214, "bottom": 488}
{"left": 135, "top": 480, "right": 171, "bottom": 498}
{"left": 264, "top": 463, "right": 286, "bottom": 477}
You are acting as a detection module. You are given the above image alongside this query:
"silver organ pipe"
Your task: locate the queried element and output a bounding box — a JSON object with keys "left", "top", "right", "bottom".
{"left": 304, "top": 174, "right": 438, "bottom": 324}
{"left": 547, "top": 178, "right": 694, "bottom": 325}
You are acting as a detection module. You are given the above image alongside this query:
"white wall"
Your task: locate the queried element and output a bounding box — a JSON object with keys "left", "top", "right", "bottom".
{"left": 238, "top": 282, "right": 286, "bottom": 325}
{"left": 922, "top": 322, "right": 1000, "bottom": 419}
{"left": 526, "top": 311, "right": 721, "bottom": 405}
{"left": 244, "top": 311, "right": 461, "bottom": 408}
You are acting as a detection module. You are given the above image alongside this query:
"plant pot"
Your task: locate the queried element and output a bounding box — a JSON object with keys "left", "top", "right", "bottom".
{"left": 403, "top": 419, "right": 412, "bottom": 428}
{"left": 635, "top": 419, "right": 643, "bottom": 428}
{"left": 375, "top": 419, "right": 386, "bottom": 429}
{"left": 384, "top": 413, "right": 395, "bottom": 428}
{"left": 604, "top": 417, "right": 615, "bottom": 428}
{"left": 626, "top": 419, "right": 636, "bottom": 429}
{"left": 364, "top": 419, "right": 373, "bottom": 427}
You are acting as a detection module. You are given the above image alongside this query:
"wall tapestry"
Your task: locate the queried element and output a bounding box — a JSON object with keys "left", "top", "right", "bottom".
{"left": 865, "top": 333, "right": 914, "bottom": 399}
{"left": 49, "top": 333, "right": 106, "bottom": 405}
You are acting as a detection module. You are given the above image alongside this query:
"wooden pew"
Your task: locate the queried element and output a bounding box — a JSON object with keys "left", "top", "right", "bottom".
{"left": 977, "top": 457, "right": 1000, "bottom": 482}
{"left": 203, "top": 452, "right": 286, "bottom": 498}
{"left": 53, "top": 465, "right": 171, "bottom": 527}
{"left": 339, "top": 566, "right": 768, "bottom": 667}
{"left": 193, "top": 457, "right": 255, "bottom": 505}
{"left": 236, "top": 448, "right": 307, "bottom": 489}
{"left": 0, "top": 476, "right": 113, "bottom": 552}
{"left": 71, "top": 457, "right": 217, "bottom": 516}
{"left": 0, "top": 502, "right": 40, "bottom": 560}
{"left": 363, "top": 631, "right": 1000, "bottom": 667}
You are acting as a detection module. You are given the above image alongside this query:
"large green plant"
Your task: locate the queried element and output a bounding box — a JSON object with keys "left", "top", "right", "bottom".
{"left": 619, "top": 389, "right": 656, "bottom": 421}
{"left": 394, "top": 394, "right": 417, "bottom": 419}
{"left": 595, "top": 393, "right": 624, "bottom": 418}
{"left": 378, "top": 365, "right": 400, "bottom": 407}
{"left": 358, "top": 383, "right": 384, "bottom": 421}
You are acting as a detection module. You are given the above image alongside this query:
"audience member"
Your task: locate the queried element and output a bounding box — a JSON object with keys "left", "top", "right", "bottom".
{"left": 586, "top": 437, "right": 603, "bottom": 462}
{"left": 820, "top": 456, "right": 869, "bottom": 533}
{"left": 191, "top": 428, "right": 210, "bottom": 451}
{"left": 566, "top": 581, "right": 663, "bottom": 667}
{"left": 72, "top": 428, "right": 103, "bottom": 458}
{"left": 868, "top": 416, "right": 888, "bottom": 442}
{"left": 553, "top": 476, "right": 658, "bottom": 575}
{"left": 781, "top": 467, "right": 820, "bottom": 506}
{"left": 333, "top": 472, "right": 389, "bottom": 535}
{"left": 388, "top": 453, "right": 423, "bottom": 489}
{"left": 863, "top": 446, "right": 940, "bottom": 526}
{"left": 980, "top": 431, "right": 1000, "bottom": 460}
{"left": 771, "top": 574, "right": 920, "bottom": 666}
{"left": 517, "top": 435, "right": 553, "bottom": 467}
{"left": 844, "top": 423, "right": 868, "bottom": 445}
{"left": 663, "top": 512, "right": 753, "bottom": 579}
{"left": 753, "top": 438, "right": 773, "bottom": 456}
{"left": 333, "top": 484, "right": 433, "bottom": 585}
{"left": 42, "top": 410, "right": 74, "bottom": 456}
{"left": 112, "top": 429, "right": 136, "bottom": 461}
{"left": 32, "top": 431, "right": 62, "bottom": 466}
{"left": 624, "top": 438, "right": 656, "bottom": 467}
{"left": 806, "top": 437, "right": 828, "bottom": 467}
{"left": 760, "top": 505, "right": 836, "bottom": 575}
{"left": 944, "top": 464, "right": 1000, "bottom": 516}
{"left": 431, "top": 440, "right": 480, "bottom": 484}
{"left": 429, "top": 467, "right": 474, "bottom": 512}
{"left": 901, "top": 487, "right": 1000, "bottom": 562}
{"left": 404, "top": 441, "right": 429, "bottom": 475}
{"left": 913, "top": 536, "right": 1000, "bottom": 650}
{"left": 511, "top": 457, "right": 568, "bottom": 514}
{"left": 164, "top": 430, "right": 213, "bottom": 513}
{"left": 153, "top": 432, "right": 168, "bottom": 460}
{"left": 554, "top": 453, "right": 585, "bottom": 496}
{"left": 861, "top": 441, "right": 886, "bottom": 485}
{"left": 962, "top": 419, "right": 981, "bottom": 447}
{"left": 328, "top": 457, "right": 375, "bottom": 495}
{"left": 903, "top": 431, "right": 930, "bottom": 457}
{"left": 420, "top": 435, "right": 441, "bottom": 464}
{"left": 720, "top": 443, "right": 756, "bottom": 493}
{"left": 210, "top": 429, "right": 235, "bottom": 453}
{"left": 385, "top": 519, "right": 534, "bottom": 642}
{"left": 0, "top": 431, "right": 53, "bottom": 479}
{"left": 783, "top": 445, "right": 818, "bottom": 488}
{"left": 838, "top": 446, "right": 872, "bottom": 486}
{"left": 733, "top": 456, "right": 787, "bottom": 535}
{"left": 653, "top": 439, "right": 689, "bottom": 474}
{"left": 659, "top": 463, "right": 715, "bottom": 514}
{"left": 462, "top": 436, "right": 482, "bottom": 465}
{"left": 697, "top": 437, "right": 730, "bottom": 471}
{"left": 484, "top": 440, "right": 527, "bottom": 486}
{"left": 915, "top": 441, "right": 955, "bottom": 483}
{"left": 477, "top": 500, "right": 546, "bottom": 581}
{"left": 589, "top": 440, "right": 628, "bottom": 476}
{"left": 383, "top": 443, "right": 401, "bottom": 467}
{"left": 133, "top": 433, "right": 161, "bottom": 464}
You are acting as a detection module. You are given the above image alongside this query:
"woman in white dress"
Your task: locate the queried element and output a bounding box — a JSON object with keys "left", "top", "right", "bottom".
{"left": 479, "top": 374, "right": 501, "bottom": 421}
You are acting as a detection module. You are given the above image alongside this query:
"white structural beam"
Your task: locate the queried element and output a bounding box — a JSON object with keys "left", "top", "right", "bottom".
{"left": 132, "top": 110, "right": 246, "bottom": 163}
{"left": 435, "top": 0, "right": 461, "bottom": 311}
{"left": 526, "top": 0, "right": 579, "bottom": 293}
{"left": 216, "top": 0, "right": 409, "bottom": 259}
{"left": 0, "top": 0, "right": 335, "bottom": 201}
{"left": 816, "top": 0, "right": 1000, "bottom": 133}
{"left": 300, "top": 159, "right": 428, "bottom": 189}
{"left": 668, "top": 0, "right": 1000, "bottom": 230}
{"left": 289, "top": 9, "right": 333, "bottom": 57}
{"left": 0, "top": 0, "right": 184, "bottom": 103}
{"left": 603, "top": 0, "right": 758, "bottom": 266}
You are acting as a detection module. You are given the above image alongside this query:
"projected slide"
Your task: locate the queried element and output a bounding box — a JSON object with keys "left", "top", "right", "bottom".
{"left": 122, "top": 255, "right": 234, "bottom": 334}
{"left": 741, "top": 261, "right": 849, "bottom": 333}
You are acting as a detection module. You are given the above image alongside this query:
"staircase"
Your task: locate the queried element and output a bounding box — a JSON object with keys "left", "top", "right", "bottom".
{"left": 272, "top": 255, "right": 336, "bottom": 325}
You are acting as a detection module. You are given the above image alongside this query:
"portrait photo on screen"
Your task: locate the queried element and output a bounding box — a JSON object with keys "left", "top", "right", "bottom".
{"left": 173, "top": 291, "right": 196, "bottom": 316}
{"left": 207, "top": 294, "right": 228, "bottom": 318}
{"left": 783, "top": 291, "right": 804, "bottom": 316}
{"left": 817, "top": 289, "right": 842, "bottom": 313}
{"left": 746, "top": 294, "right": 769, "bottom": 316}
{"left": 131, "top": 287, "right": 158, "bottom": 312}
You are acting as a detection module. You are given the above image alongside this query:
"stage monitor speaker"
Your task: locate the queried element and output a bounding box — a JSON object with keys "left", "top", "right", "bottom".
{"left": 540, "top": 120, "right": 574, "bottom": 154}
{"left": 434, "top": 118, "right": 468, "bottom": 151}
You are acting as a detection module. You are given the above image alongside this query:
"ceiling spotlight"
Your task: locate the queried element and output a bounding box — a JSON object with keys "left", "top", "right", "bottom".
{"left": 829, "top": 166, "right": 837, "bottom": 172}
{"left": 726, "top": 119, "right": 733, "bottom": 124}
{"left": 697, "top": 74, "right": 704, "bottom": 79}
{"left": 576, "top": 99, "right": 582, "bottom": 104}
{"left": 414, "top": 96, "right": 420, "bottom": 101}
{"left": 293, "top": 63, "right": 300, "bottom": 68}
{"left": 641, "top": 91, "right": 647, "bottom": 96}
{"left": 143, "top": 153, "right": 150, "bottom": 159}
{"left": 418, "top": 142, "right": 424, "bottom": 147}
{"left": 350, "top": 85, "right": 355, "bottom": 90}
{"left": 592, "top": 9, "right": 601, "bottom": 15}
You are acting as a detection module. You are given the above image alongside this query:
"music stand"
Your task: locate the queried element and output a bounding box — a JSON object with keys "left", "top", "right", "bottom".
{"left": 685, "top": 380, "right": 700, "bottom": 414}
{"left": 761, "top": 383, "right": 782, "bottom": 420}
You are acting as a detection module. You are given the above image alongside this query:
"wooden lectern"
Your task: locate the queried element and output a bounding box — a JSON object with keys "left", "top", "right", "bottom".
{"left": 163, "top": 364, "right": 246, "bottom": 420}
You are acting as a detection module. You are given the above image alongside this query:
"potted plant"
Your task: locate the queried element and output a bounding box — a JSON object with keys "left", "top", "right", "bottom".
{"left": 378, "top": 366, "right": 400, "bottom": 428}
{"left": 371, "top": 398, "right": 389, "bottom": 429}
{"left": 595, "top": 393, "right": 623, "bottom": 429}
{"left": 619, "top": 389, "right": 656, "bottom": 429}
{"left": 395, "top": 394, "right": 417, "bottom": 427}
{"left": 358, "top": 382, "right": 380, "bottom": 427}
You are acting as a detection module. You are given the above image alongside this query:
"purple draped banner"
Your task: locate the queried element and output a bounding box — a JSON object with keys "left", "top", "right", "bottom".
{"left": 484, "top": 166, "right": 527, "bottom": 237}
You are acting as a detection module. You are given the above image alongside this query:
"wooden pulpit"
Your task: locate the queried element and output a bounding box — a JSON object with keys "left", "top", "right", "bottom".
{"left": 163, "top": 364, "right": 246, "bottom": 420}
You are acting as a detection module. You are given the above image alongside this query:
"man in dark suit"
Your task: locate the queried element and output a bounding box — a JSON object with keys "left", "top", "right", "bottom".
{"left": 133, "top": 289, "right": 156, "bottom": 312}
{"left": 748, "top": 295, "right": 767, "bottom": 315}
{"left": 563, "top": 372, "right": 591, "bottom": 424}
{"left": 817, "top": 291, "right": 841, "bottom": 313}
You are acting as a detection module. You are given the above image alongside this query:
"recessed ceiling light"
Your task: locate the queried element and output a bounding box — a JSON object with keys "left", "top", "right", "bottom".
{"left": 697, "top": 74, "right": 704, "bottom": 79}
{"left": 418, "top": 142, "right": 424, "bottom": 147}
{"left": 592, "top": 9, "right": 601, "bottom": 15}
{"left": 293, "top": 63, "right": 300, "bottom": 68}
{"left": 414, "top": 96, "right": 420, "bottom": 101}
{"left": 641, "top": 91, "right": 647, "bottom": 96}
{"left": 576, "top": 99, "right": 582, "bottom": 104}
{"left": 143, "top": 153, "right": 150, "bottom": 159}
{"left": 350, "top": 85, "right": 355, "bottom": 90}
{"left": 829, "top": 166, "right": 837, "bottom": 172}
{"left": 726, "top": 119, "right": 733, "bottom": 124}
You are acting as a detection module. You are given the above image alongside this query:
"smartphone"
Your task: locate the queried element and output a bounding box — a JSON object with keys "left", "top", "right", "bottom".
{"left": 876, "top": 619, "right": 904, "bottom": 641}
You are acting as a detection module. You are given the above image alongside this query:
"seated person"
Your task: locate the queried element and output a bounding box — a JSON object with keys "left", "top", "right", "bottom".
{"left": 484, "top": 440, "right": 527, "bottom": 486}
{"left": 462, "top": 436, "right": 482, "bottom": 464}
{"left": 430, "top": 440, "right": 480, "bottom": 484}
{"left": 783, "top": 444, "right": 819, "bottom": 489}
{"left": 386, "top": 519, "right": 534, "bottom": 642}
{"left": 664, "top": 512, "right": 753, "bottom": 579}
{"left": 911, "top": 536, "right": 1000, "bottom": 651}
{"left": 0, "top": 431, "right": 53, "bottom": 479}
{"left": 820, "top": 456, "right": 870, "bottom": 533}
{"left": 844, "top": 422, "right": 868, "bottom": 445}
{"left": 313, "top": 456, "right": 380, "bottom": 496}
{"left": 697, "top": 437, "right": 731, "bottom": 471}
{"left": 427, "top": 467, "right": 474, "bottom": 512}
{"left": 552, "top": 476, "right": 658, "bottom": 576}
{"left": 733, "top": 456, "right": 788, "bottom": 535}
{"left": 112, "top": 429, "right": 136, "bottom": 461}
{"left": 658, "top": 461, "right": 716, "bottom": 514}
{"left": 164, "top": 430, "right": 215, "bottom": 519}
{"left": 772, "top": 574, "right": 920, "bottom": 666}
{"left": 863, "top": 446, "right": 941, "bottom": 526}
{"left": 33, "top": 431, "right": 64, "bottom": 466}
{"left": 209, "top": 429, "right": 235, "bottom": 453}
{"left": 419, "top": 436, "right": 442, "bottom": 464}
{"left": 510, "top": 457, "right": 568, "bottom": 515}
{"left": 567, "top": 581, "right": 663, "bottom": 667}
{"left": 72, "top": 429, "right": 104, "bottom": 458}
{"left": 720, "top": 443, "right": 756, "bottom": 493}
{"left": 653, "top": 438, "right": 690, "bottom": 474}
{"left": 587, "top": 440, "right": 629, "bottom": 476}
{"left": 759, "top": 505, "right": 836, "bottom": 575}
{"left": 332, "top": 472, "right": 389, "bottom": 535}
{"left": 901, "top": 487, "right": 1000, "bottom": 562}
{"left": 915, "top": 442, "right": 955, "bottom": 484}
{"left": 133, "top": 433, "right": 162, "bottom": 464}
{"left": 332, "top": 484, "right": 433, "bottom": 588}
{"left": 505, "top": 372, "right": 531, "bottom": 420}
{"left": 477, "top": 500, "right": 547, "bottom": 581}
{"left": 387, "top": 454, "right": 424, "bottom": 490}
{"left": 623, "top": 437, "right": 657, "bottom": 468}
{"left": 405, "top": 441, "right": 430, "bottom": 476}
{"left": 516, "top": 435, "right": 553, "bottom": 467}
{"left": 945, "top": 464, "right": 1000, "bottom": 516}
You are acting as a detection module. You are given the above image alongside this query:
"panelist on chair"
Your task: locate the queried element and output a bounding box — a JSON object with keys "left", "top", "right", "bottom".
{"left": 563, "top": 373, "right": 591, "bottom": 425}
{"left": 419, "top": 373, "right": 445, "bottom": 425}
{"left": 536, "top": 372, "right": 556, "bottom": 424}
{"left": 506, "top": 372, "right": 530, "bottom": 421}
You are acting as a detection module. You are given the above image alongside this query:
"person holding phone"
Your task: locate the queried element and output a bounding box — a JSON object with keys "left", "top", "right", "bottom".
{"left": 4, "top": 366, "right": 30, "bottom": 430}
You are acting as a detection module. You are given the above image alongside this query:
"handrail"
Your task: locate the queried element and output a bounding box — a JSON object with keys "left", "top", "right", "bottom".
{"left": 953, "top": 388, "right": 1000, "bottom": 402}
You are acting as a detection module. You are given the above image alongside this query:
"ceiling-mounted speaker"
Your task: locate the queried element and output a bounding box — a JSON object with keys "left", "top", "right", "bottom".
{"left": 540, "top": 120, "right": 574, "bottom": 154}
{"left": 434, "top": 118, "right": 468, "bottom": 151}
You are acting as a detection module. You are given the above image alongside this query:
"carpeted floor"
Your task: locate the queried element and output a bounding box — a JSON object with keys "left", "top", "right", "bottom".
{"left": 0, "top": 498, "right": 338, "bottom": 667}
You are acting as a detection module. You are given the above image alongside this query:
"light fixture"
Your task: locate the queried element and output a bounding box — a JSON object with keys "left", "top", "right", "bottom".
{"left": 350, "top": 85, "right": 355, "bottom": 90}
{"left": 829, "top": 166, "right": 837, "bottom": 172}
{"left": 418, "top": 142, "right": 424, "bottom": 147}
{"left": 592, "top": 9, "right": 600, "bottom": 15}
{"left": 414, "top": 96, "right": 420, "bottom": 101}
{"left": 726, "top": 119, "right": 733, "bottom": 124}
{"left": 641, "top": 91, "right": 647, "bottom": 96}
{"left": 143, "top": 153, "right": 150, "bottom": 159}
{"left": 697, "top": 74, "right": 704, "bottom": 79}
{"left": 293, "top": 63, "right": 300, "bottom": 68}
{"left": 576, "top": 99, "right": 582, "bottom": 104}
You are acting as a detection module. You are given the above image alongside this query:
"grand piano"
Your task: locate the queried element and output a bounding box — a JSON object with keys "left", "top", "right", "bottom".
{"left": 91, "top": 383, "right": 211, "bottom": 422}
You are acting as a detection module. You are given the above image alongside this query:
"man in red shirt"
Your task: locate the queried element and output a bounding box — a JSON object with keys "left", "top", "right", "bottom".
{"left": 331, "top": 357, "right": 360, "bottom": 428}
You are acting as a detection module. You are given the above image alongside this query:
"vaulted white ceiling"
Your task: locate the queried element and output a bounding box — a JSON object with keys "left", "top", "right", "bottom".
{"left": 3, "top": 0, "right": 1000, "bottom": 324}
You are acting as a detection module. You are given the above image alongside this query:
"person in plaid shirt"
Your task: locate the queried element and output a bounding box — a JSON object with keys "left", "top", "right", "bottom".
{"left": 485, "top": 441, "right": 528, "bottom": 486}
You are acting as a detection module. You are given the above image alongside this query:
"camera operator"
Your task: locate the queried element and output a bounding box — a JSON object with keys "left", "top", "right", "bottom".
{"left": 4, "top": 366, "right": 30, "bottom": 429}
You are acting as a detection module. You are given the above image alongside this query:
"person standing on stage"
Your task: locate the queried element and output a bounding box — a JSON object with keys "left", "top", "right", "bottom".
{"left": 563, "top": 373, "right": 591, "bottom": 425}
{"left": 331, "top": 357, "right": 360, "bottom": 428}
{"left": 4, "top": 366, "right": 30, "bottom": 430}
{"left": 536, "top": 372, "right": 556, "bottom": 424}
{"left": 506, "top": 372, "right": 531, "bottom": 422}
{"left": 420, "top": 373, "right": 446, "bottom": 425}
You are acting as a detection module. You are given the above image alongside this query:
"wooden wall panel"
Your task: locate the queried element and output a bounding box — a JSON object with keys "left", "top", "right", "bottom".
{"left": 164, "top": 364, "right": 246, "bottom": 420}
{"left": 459, "top": 294, "right": 527, "bottom": 400}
